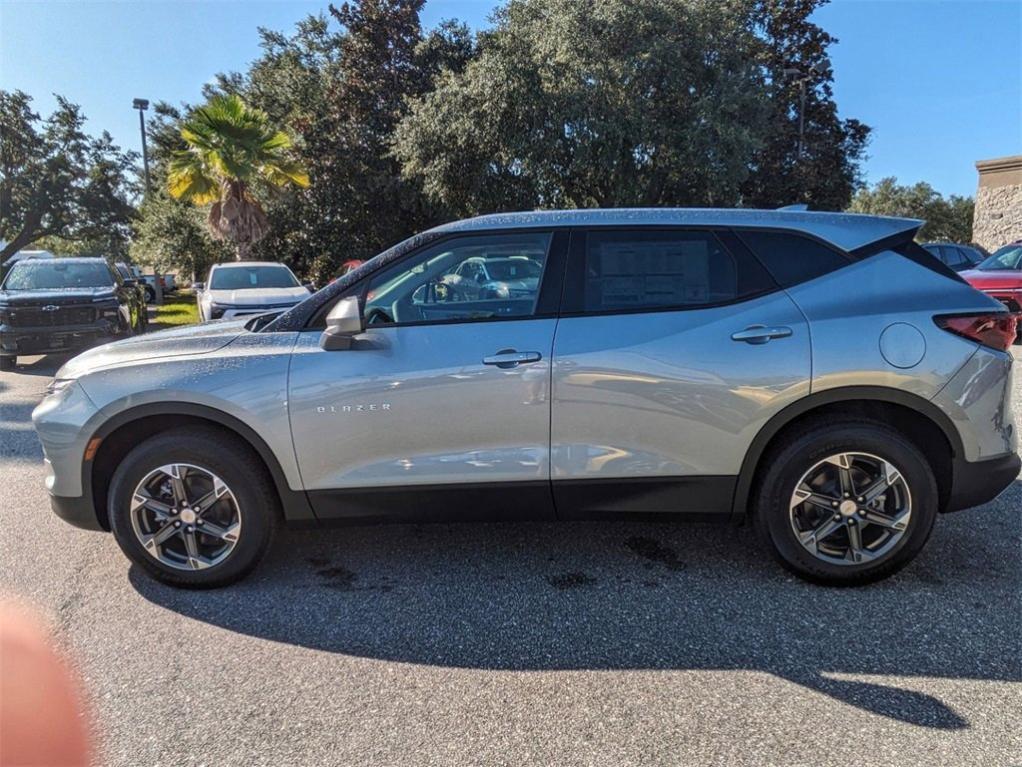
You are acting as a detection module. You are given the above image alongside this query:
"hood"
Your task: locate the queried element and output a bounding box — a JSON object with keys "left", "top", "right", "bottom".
{"left": 56, "top": 318, "right": 251, "bottom": 379}
{"left": 0, "top": 286, "right": 117, "bottom": 305}
{"left": 205, "top": 286, "right": 310, "bottom": 306}
{"left": 961, "top": 270, "right": 1022, "bottom": 290}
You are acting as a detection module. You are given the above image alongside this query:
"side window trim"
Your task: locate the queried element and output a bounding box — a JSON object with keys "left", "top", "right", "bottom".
{"left": 559, "top": 226, "right": 781, "bottom": 317}
{"left": 310, "top": 228, "right": 570, "bottom": 330}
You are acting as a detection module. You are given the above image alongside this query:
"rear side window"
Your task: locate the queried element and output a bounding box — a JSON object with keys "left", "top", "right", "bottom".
{"left": 581, "top": 230, "right": 773, "bottom": 312}
{"left": 736, "top": 230, "right": 850, "bottom": 287}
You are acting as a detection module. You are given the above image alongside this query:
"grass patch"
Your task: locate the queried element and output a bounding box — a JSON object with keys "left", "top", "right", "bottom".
{"left": 149, "top": 291, "right": 199, "bottom": 330}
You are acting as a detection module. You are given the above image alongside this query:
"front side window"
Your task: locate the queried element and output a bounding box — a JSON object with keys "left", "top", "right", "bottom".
{"left": 2, "top": 261, "right": 114, "bottom": 290}
{"left": 210, "top": 265, "right": 300, "bottom": 290}
{"left": 582, "top": 230, "right": 771, "bottom": 312}
{"left": 362, "top": 232, "right": 552, "bottom": 325}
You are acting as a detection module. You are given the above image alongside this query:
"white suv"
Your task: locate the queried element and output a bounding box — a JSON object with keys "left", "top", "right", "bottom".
{"left": 195, "top": 261, "right": 310, "bottom": 322}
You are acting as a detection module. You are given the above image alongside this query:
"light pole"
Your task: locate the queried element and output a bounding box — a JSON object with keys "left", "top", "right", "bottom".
{"left": 132, "top": 98, "right": 161, "bottom": 303}
{"left": 783, "top": 65, "right": 820, "bottom": 159}
{"left": 132, "top": 98, "right": 151, "bottom": 196}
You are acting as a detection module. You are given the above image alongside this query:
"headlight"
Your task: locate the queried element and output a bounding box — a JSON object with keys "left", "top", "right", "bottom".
{"left": 45, "top": 378, "right": 77, "bottom": 396}
{"left": 92, "top": 298, "right": 120, "bottom": 321}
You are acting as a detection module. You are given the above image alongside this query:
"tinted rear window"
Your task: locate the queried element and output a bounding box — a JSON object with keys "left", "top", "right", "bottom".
{"left": 581, "top": 230, "right": 774, "bottom": 312}
{"left": 736, "top": 230, "right": 850, "bottom": 287}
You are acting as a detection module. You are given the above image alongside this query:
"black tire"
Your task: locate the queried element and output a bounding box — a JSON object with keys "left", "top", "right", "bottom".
{"left": 108, "top": 427, "right": 279, "bottom": 588}
{"left": 144, "top": 286, "right": 155, "bottom": 303}
{"left": 752, "top": 418, "right": 938, "bottom": 586}
{"left": 0, "top": 356, "right": 15, "bottom": 372}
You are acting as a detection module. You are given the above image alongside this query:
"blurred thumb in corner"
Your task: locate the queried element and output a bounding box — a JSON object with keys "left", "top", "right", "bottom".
{"left": 1, "top": 599, "right": 91, "bottom": 767}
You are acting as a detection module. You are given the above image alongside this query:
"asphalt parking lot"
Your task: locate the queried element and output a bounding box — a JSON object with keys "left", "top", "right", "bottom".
{"left": 1, "top": 351, "right": 1020, "bottom": 767}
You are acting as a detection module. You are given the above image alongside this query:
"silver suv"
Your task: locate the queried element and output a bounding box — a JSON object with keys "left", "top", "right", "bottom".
{"left": 32, "top": 209, "right": 1019, "bottom": 588}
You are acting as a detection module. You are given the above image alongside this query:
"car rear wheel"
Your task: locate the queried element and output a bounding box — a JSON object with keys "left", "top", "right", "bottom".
{"left": 753, "top": 419, "right": 938, "bottom": 585}
{"left": 108, "top": 427, "right": 278, "bottom": 588}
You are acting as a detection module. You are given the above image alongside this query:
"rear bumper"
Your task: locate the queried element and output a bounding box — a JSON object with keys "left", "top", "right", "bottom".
{"left": 945, "top": 452, "right": 1021, "bottom": 512}
{"left": 49, "top": 493, "right": 105, "bottom": 531}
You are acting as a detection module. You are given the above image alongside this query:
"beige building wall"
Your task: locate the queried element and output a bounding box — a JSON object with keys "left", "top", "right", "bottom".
{"left": 973, "top": 155, "right": 1022, "bottom": 251}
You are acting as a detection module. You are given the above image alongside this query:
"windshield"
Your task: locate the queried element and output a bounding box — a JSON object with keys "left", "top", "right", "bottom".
{"left": 210, "top": 265, "right": 299, "bottom": 290}
{"left": 977, "top": 244, "right": 1022, "bottom": 271}
{"left": 2, "top": 260, "right": 114, "bottom": 290}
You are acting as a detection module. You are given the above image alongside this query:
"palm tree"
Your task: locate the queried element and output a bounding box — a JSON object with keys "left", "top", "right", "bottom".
{"left": 167, "top": 94, "right": 309, "bottom": 260}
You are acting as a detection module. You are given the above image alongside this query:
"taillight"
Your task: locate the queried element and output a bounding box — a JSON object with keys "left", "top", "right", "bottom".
{"left": 935, "top": 313, "right": 1019, "bottom": 351}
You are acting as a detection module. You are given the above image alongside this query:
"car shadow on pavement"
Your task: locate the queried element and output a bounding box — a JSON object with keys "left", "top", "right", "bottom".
{"left": 2, "top": 354, "right": 70, "bottom": 378}
{"left": 130, "top": 483, "right": 1022, "bottom": 731}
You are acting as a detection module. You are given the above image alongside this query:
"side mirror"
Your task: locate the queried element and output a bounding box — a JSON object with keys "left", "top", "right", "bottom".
{"left": 320, "top": 296, "right": 363, "bottom": 351}
{"left": 123, "top": 278, "right": 137, "bottom": 287}
{"left": 303, "top": 282, "right": 316, "bottom": 292}
{"left": 193, "top": 282, "right": 205, "bottom": 292}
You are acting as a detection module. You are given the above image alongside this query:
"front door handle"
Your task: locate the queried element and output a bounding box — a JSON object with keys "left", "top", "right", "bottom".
{"left": 731, "top": 325, "right": 793, "bottom": 345}
{"left": 483, "top": 349, "right": 542, "bottom": 368}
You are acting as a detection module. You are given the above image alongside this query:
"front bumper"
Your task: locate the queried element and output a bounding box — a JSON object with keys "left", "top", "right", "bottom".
{"left": 946, "top": 452, "right": 1021, "bottom": 512}
{"left": 0, "top": 321, "right": 121, "bottom": 357}
{"left": 49, "top": 493, "right": 105, "bottom": 531}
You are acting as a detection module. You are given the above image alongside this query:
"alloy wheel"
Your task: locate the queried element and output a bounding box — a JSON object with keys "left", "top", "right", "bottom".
{"left": 789, "top": 452, "right": 912, "bottom": 566}
{"left": 129, "top": 463, "right": 242, "bottom": 571}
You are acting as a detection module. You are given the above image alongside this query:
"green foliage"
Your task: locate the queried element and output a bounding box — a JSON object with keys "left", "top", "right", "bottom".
{"left": 0, "top": 90, "right": 137, "bottom": 262}
{"left": 204, "top": 2, "right": 477, "bottom": 283}
{"left": 740, "top": 0, "right": 871, "bottom": 210}
{"left": 150, "top": 291, "right": 200, "bottom": 329}
{"left": 132, "top": 0, "right": 875, "bottom": 283}
{"left": 394, "top": 0, "right": 770, "bottom": 213}
{"left": 168, "top": 94, "right": 309, "bottom": 259}
{"left": 848, "top": 177, "right": 975, "bottom": 243}
{"left": 394, "top": 0, "right": 870, "bottom": 214}
{"left": 130, "top": 191, "right": 231, "bottom": 281}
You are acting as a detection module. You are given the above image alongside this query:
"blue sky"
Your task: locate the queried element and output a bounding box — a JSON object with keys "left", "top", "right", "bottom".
{"left": 1, "top": 0, "right": 1019, "bottom": 198}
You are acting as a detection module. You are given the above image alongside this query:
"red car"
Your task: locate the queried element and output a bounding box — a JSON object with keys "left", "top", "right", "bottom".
{"left": 962, "top": 241, "right": 1022, "bottom": 314}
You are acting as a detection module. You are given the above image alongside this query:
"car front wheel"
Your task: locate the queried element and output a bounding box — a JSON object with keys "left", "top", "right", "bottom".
{"left": 753, "top": 419, "right": 938, "bottom": 585}
{"left": 108, "top": 427, "right": 278, "bottom": 588}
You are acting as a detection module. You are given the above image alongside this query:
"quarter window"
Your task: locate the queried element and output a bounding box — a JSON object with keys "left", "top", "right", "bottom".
{"left": 582, "top": 230, "right": 772, "bottom": 312}
{"left": 737, "top": 230, "right": 850, "bottom": 287}
{"left": 362, "top": 232, "right": 552, "bottom": 325}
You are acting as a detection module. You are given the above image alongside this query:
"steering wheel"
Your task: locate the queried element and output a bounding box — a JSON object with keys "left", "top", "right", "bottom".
{"left": 431, "top": 280, "right": 465, "bottom": 303}
{"left": 365, "top": 307, "right": 394, "bottom": 325}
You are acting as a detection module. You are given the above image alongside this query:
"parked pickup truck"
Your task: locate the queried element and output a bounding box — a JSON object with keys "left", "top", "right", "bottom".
{"left": 0, "top": 257, "right": 147, "bottom": 370}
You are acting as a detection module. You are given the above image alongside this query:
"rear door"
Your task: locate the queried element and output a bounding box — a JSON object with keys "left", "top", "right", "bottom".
{"left": 550, "top": 227, "right": 811, "bottom": 517}
{"left": 288, "top": 230, "right": 567, "bottom": 521}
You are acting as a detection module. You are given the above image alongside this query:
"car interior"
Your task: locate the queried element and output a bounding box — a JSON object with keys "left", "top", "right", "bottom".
{"left": 362, "top": 234, "right": 550, "bottom": 325}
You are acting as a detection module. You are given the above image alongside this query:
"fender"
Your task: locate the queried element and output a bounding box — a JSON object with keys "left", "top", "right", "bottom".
{"left": 88, "top": 402, "right": 317, "bottom": 525}
{"left": 730, "top": 386, "right": 963, "bottom": 519}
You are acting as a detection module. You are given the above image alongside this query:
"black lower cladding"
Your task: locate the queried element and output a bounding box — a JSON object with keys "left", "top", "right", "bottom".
{"left": 49, "top": 493, "right": 106, "bottom": 531}
{"left": 307, "top": 476, "right": 737, "bottom": 523}
{"left": 945, "top": 452, "right": 1020, "bottom": 512}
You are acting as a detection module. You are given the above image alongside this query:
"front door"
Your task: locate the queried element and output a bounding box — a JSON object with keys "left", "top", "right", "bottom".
{"left": 288, "top": 230, "right": 567, "bottom": 521}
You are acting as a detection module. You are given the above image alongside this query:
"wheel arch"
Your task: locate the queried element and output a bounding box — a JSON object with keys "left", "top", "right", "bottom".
{"left": 732, "top": 386, "right": 962, "bottom": 519}
{"left": 86, "top": 403, "right": 316, "bottom": 530}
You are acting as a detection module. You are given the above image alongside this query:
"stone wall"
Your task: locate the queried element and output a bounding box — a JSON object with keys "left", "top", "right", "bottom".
{"left": 973, "top": 155, "right": 1022, "bottom": 251}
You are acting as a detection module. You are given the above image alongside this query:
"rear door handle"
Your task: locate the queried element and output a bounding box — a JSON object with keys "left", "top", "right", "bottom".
{"left": 483, "top": 349, "right": 542, "bottom": 368}
{"left": 731, "top": 325, "right": 793, "bottom": 344}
